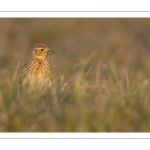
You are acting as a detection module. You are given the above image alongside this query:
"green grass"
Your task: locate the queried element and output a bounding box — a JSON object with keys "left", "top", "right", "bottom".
{"left": 0, "top": 18, "right": 150, "bottom": 131}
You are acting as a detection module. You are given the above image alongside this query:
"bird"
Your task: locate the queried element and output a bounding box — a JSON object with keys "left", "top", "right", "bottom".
{"left": 20, "top": 43, "right": 55, "bottom": 92}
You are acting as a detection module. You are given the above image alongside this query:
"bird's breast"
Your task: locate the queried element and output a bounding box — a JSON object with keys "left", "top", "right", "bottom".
{"left": 22, "top": 59, "right": 52, "bottom": 89}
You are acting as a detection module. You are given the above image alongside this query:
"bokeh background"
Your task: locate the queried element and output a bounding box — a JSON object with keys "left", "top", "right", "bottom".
{"left": 0, "top": 18, "right": 150, "bottom": 131}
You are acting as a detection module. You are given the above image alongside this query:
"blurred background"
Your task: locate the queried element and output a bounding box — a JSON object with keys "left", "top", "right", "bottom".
{"left": 1, "top": 19, "right": 150, "bottom": 76}
{"left": 0, "top": 19, "right": 150, "bottom": 70}
{"left": 0, "top": 18, "right": 150, "bottom": 132}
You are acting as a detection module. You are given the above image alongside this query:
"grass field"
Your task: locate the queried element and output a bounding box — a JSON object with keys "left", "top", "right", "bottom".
{"left": 0, "top": 18, "right": 150, "bottom": 131}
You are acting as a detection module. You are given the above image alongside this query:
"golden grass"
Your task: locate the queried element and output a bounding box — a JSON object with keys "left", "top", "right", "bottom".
{"left": 0, "top": 18, "right": 150, "bottom": 131}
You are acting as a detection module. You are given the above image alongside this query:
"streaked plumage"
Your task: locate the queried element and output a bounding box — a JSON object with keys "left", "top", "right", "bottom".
{"left": 21, "top": 43, "right": 55, "bottom": 91}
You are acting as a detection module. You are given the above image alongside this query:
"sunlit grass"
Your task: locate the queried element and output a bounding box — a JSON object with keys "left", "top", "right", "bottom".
{"left": 0, "top": 51, "right": 150, "bottom": 132}
{"left": 0, "top": 18, "right": 150, "bottom": 131}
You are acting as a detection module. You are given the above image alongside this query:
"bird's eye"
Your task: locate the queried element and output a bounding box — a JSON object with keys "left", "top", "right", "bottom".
{"left": 40, "top": 49, "right": 44, "bottom": 51}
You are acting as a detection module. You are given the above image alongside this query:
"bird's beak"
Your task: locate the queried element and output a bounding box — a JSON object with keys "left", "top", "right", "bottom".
{"left": 48, "top": 49, "right": 55, "bottom": 55}
{"left": 51, "top": 50, "right": 55, "bottom": 54}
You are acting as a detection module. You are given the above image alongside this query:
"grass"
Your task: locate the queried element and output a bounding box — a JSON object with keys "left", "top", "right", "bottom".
{"left": 0, "top": 18, "right": 150, "bottom": 131}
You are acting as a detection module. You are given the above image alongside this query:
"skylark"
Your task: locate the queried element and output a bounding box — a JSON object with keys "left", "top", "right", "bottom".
{"left": 21, "top": 43, "right": 55, "bottom": 92}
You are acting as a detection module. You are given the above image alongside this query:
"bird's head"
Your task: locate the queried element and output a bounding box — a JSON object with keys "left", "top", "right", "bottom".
{"left": 32, "top": 43, "right": 55, "bottom": 60}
